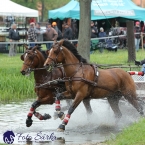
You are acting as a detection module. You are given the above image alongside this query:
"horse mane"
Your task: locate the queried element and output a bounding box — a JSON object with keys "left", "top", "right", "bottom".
{"left": 61, "top": 40, "right": 87, "bottom": 63}
{"left": 28, "top": 47, "right": 47, "bottom": 59}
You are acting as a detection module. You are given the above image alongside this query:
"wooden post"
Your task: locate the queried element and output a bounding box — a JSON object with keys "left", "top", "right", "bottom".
{"left": 126, "top": 21, "right": 136, "bottom": 62}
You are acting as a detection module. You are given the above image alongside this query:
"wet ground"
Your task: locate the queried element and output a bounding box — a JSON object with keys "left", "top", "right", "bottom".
{"left": 0, "top": 99, "right": 142, "bottom": 145}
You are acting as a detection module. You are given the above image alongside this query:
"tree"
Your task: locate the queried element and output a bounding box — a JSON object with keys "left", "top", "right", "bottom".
{"left": 126, "top": 21, "right": 136, "bottom": 62}
{"left": 41, "top": 0, "right": 45, "bottom": 22}
{"left": 77, "top": 0, "right": 92, "bottom": 62}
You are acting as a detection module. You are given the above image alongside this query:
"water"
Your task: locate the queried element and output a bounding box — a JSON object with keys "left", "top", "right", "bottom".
{"left": 0, "top": 99, "right": 142, "bottom": 145}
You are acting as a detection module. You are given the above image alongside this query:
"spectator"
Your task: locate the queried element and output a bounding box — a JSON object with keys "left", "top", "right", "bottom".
{"left": 134, "top": 21, "right": 141, "bottom": 51}
{"left": 91, "top": 21, "right": 98, "bottom": 38}
{"left": 9, "top": 24, "right": 20, "bottom": 56}
{"left": 63, "top": 24, "right": 73, "bottom": 40}
{"left": 43, "top": 23, "right": 58, "bottom": 50}
{"left": 52, "top": 22, "right": 62, "bottom": 40}
{"left": 35, "top": 22, "right": 44, "bottom": 46}
{"left": 135, "top": 59, "right": 145, "bottom": 75}
{"left": 28, "top": 22, "right": 37, "bottom": 47}
{"left": 98, "top": 27, "right": 106, "bottom": 42}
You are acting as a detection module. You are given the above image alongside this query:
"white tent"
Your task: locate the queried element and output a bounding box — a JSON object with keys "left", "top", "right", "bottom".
{"left": 0, "top": 0, "right": 38, "bottom": 17}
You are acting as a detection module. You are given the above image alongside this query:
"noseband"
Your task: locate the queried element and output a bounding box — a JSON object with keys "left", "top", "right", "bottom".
{"left": 23, "top": 50, "right": 37, "bottom": 73}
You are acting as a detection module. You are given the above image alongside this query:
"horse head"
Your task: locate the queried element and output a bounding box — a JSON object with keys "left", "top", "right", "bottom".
{"left": 44, "top": 40, "right": 65, "bottom": 68}
{"left": 20, "top": 45, "right": 46, "bottom": 75}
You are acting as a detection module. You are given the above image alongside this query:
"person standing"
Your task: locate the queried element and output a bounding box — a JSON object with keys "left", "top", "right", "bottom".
{"left": 63, "top": 23, "right": 72, "bottom": 40}
{"left": 91, "top": 21, "right": 98, "bottom": 38}
{"left": 27, "top": 22, "right": 37, "bottom": 47}
{"left": 43, "top": 23, "right": 58, "bottom": 50}
{"left": 9, "top": 24, "right": 20, "bottom": 56}
{"left": 134, "top": 21, "right": 141, "bottom": 51}
{"left": 35, "top": 22, "right": 44, "bottom": 46}
{"left": 52, "top": 22, "right": 62, "bottom": 40}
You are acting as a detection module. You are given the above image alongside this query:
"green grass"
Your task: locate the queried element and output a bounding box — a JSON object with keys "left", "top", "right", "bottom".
{"left": 91, "top": 48, "right": 145, "bottom": 64}
{"left": 106, "top": 118, "right": 145, "bottom": 145}
{"left": 0, "top": 53, "right": 35, "bottom": 103}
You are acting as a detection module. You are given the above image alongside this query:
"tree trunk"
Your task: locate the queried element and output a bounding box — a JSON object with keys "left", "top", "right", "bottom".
{"left": 40, "top": 0, "right": 45, "bottom": 22}
{"left": 127, "top": 21, "right": 136, "bottom": 62}
{"left": 77, "top": 0, "right": 92, "bottom": 62}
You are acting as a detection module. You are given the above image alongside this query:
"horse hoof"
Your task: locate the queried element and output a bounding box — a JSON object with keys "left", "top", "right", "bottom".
{"left": 43, "top": 114, "right": 51, "bottom": 120}
{"left": 58, "top": 112, "right": 65, "bottom": 120}
{"left": 57, "top": 124, "right": 65, "bottom": 132}
{"left": 26, "top": 118, "right": 33, "bottom": 127}
{"left": 57, "top": 128, "right": 64, "bottom": 132}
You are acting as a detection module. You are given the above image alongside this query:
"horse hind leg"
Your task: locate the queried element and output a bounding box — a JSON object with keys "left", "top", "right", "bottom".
{"left": 124, "top": 91, "right": 144, "bottom": 116}
{"left": 107, "top": 95, "right": 122, "bottom": 119}
{"left": 83, "top": 99, "right": 93, "bottom": 121}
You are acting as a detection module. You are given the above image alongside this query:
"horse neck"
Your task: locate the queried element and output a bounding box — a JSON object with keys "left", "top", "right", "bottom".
{"left": 34, "top": 67, "right": 63, "bottom": 84}
{"left": 62, "top": 48, "right": 80, "bottom": 77}
{"left": 34, "top": 53, "right": 49, "bottom": 83}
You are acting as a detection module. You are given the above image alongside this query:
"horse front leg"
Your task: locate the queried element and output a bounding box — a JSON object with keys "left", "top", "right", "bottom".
{"left": 26, "top": 99, "right": 51, "bottom": 127}
{"left": 26, "top": 100, "right": 40, "bottom": 127}
{"left": 57, "top": 91, "right": 83, "bottom": 132}
{"left": 54, "top": 91, "right": 72, "bottom": 120}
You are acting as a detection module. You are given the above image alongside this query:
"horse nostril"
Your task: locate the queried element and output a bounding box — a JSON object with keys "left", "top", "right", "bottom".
{"left": 21, "top": 71, "right": 25, "bottom": 75}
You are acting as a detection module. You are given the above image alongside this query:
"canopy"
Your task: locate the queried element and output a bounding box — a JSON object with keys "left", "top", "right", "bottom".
{"left": 48, "top": 0, "right": 79, "bottom": 20}
{"left": 0, "top": 0, "right": 38, "bottom": 17}
{"left": 71, "top": 0, "right": 145, "bottom": 21}
{"left": 49, "top": 0, "right": 145, "bottom": 21}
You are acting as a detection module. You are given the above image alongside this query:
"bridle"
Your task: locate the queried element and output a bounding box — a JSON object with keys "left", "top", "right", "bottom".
{"left": 22, "top": 50, "right": 46, "bottom": 74}
{"left": 46, "top": 44, "right": 63, "bottom": 69}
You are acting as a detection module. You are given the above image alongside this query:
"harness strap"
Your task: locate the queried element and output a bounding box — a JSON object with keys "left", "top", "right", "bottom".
{"left": 62, "top": 77, "right": 114, "bottom": 92}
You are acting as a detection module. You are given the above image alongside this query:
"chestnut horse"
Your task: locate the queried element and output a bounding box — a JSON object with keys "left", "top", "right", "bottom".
{"left": 20, "top": 45, "right": 93, "bottom": 127}
{"left": 44, "top": 40, "right": 144, "bottom": 131}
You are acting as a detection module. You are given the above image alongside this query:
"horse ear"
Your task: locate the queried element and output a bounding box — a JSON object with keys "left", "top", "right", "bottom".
{"left": 59, "top": 39, "right": 64, "bottom": 46}
{"left": 20, "top": 55, "right": 24, "bottom": 61}
{"left": 23, "top": 44, "right": 28, "bottom": 50}
{"left": 32, "top": 45, "right": 38, "bottom": 51}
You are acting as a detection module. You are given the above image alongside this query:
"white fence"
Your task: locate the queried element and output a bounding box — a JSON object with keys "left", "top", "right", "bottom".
{"left": 132, "top": 75, "right": 145, "bottom": 97}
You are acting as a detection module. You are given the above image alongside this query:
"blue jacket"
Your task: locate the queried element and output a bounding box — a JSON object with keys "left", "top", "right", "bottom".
{"left": 98, "top": 32, "right": 106, "bottom": 42}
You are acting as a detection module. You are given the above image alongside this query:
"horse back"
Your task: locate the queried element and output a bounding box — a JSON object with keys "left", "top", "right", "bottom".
{"left": 98, "top": 68, "right": 135, "bottom": 90}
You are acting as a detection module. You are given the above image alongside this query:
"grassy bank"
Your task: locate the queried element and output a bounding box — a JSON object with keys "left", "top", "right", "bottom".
{"left": 106, "top": 118, "right": 145, "bottom": 145}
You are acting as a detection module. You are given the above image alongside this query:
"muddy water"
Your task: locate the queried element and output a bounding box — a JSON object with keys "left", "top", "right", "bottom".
{"left": 0, "top": 99, "right": 142, "bottom": 145}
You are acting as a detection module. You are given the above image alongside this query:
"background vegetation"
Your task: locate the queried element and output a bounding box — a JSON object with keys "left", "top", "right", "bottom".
{"left": 11, "top": 0, "right": 144, "bottom": 21}
{"left": 11, "top": 0, "right": 70, "bottom": 21}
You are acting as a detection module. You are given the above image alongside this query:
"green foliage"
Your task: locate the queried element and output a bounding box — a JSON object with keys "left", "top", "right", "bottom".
{"left": 11, "top": 0, "right": 70, "bottom": 21}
